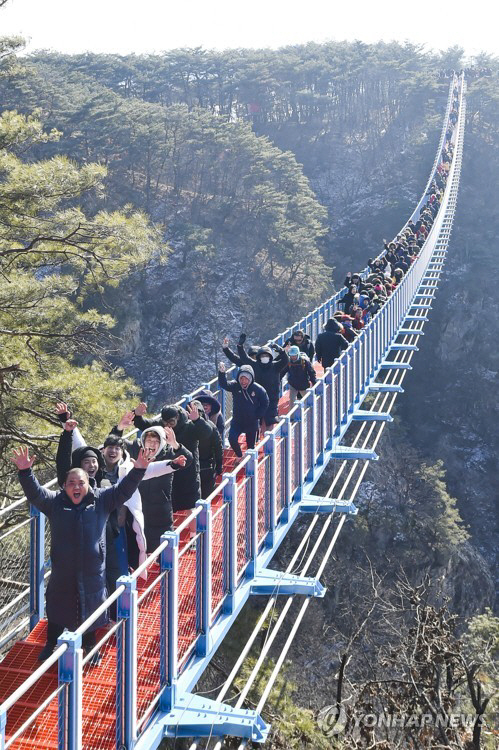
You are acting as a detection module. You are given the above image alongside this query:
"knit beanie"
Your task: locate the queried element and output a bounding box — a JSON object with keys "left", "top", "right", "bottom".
{"left": 79, "top": 447, "right": 100, "bottom": 461}
{"left": 161, "top": 405, "right": 178, "bottom": 421}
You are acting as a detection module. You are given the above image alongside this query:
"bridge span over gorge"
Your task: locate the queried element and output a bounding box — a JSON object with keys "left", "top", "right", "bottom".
{"left": 0, "top": 74, "right": 466, "bottom": 750}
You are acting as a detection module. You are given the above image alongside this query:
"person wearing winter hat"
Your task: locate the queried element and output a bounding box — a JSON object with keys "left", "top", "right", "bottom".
{"left": 282, "top": 346, "right": 317, "bottom": 406}
{"left": 195, "top": 390, "right": 225, "bottom": 440}
{"left": 283, "top": 329, "right": 315, "bottom": 360}
{"left": 218, "top": 362, "right": 269, "bottom": 457}
{"left": 130, "top": 400, "right": 211, "bottom": 514}
{"left": 314, "top": 319, "right": 349, "bottom": 368}
{"left": 223, "top": 336, "right": 288, "bottom": 432}
{"left": 111, "top": 414, "right": 193, "bottom": 551}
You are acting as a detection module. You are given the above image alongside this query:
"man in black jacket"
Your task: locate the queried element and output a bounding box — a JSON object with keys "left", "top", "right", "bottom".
{"left": 131, "top": 401, "right": 211, "bottom": 513}
{"left": 283, "top": 329, "right": 315, "bottom": 360}
{"left": 190, "top": 399, "right": 223, "bottom": 499}
{"left": 12, "top": 444, "right": 151, "bottom": 662}
{"left": 112, "top": 414, "right": 193, "bottom": 551}
{"left": 315, "top": 319, "right": 349, "bottom": 368}
{"left": 282, "top": 346, "right": 317, "bottom": 405}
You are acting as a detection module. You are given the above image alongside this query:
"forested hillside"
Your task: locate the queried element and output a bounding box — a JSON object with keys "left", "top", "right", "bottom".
{"left": 1, "top": 26, "right": 498, "bottom": 746}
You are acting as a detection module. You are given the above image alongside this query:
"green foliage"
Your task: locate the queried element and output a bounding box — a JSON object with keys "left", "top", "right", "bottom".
{"left": 0, "top": 34, "right": 165, "bottom": 499}
{"left": 234, "top": 656, "right": 333, "bottom": 750}
{"left": 417, "top": 460, "right": 470, "bottom": 550}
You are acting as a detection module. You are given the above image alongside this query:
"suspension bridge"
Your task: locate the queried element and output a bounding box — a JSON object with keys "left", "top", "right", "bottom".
{"left": 0, "top": 74, "right": 466, "bottom": 749}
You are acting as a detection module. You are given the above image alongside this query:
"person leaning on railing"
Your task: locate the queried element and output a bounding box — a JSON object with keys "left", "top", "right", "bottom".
{"left": 11, "top": 444, "right": 153, "bottom": 664}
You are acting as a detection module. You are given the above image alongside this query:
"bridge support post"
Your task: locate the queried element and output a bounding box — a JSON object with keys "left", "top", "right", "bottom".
{"left": 160, "top": 532, "right": 179, "bottom": 713}
{"left": 245, "top": 449, "right": 259, "bottom": 579}
{"left": 264, "top": 431, "right": 277, "bottom": 548}
{"left": 223, "top": 474, "right": 237, "bottom": 614}
{"left": 307, "top": 390, "right": 317, "bottom": 480}
{"left": 195, "top": 501, "right": 212, "bottom": 658}
{"left": 0, "top": 707, "right": 6, "bottom": 750}
{"left": 29, "top": 505, "right": 45, "bottom": 630}
{"left": 323, "top": 371, "right": 334, "bottom": 449}
{"left": 162, "top": 693, "right": 269, "bottom": 743}
{"left": 117, "top": 574, "right": 138, "bottom": 747}
{"left": 316, "top": 380, "right": 327, "bottom": 463}
{"left": 296, "top": 401, "right": 305, "bottom": 499}
{"left": 57, "top": 631, "right": 83, "bottom": 750}
{"left": 280, "top": 416, "right": 293, "bottom": 523}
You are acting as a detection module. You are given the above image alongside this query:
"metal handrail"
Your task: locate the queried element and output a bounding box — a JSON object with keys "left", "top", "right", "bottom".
{"left": 0, "top": 642, "right": 67, "bottom": 714}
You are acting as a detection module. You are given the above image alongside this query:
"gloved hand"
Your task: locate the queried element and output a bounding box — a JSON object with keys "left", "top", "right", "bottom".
{"left": 238, "top": 332, "right": 247, "bottom": 346}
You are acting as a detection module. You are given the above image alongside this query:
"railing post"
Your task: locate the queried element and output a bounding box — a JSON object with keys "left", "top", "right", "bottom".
{"left": 308, "top": 390, "right": 317, "bottom": 476}
{"left": 245, "top": 449, "right": 259, "bottom": 578}
{"left": 160, "top": 531, "right": 179, "bottom": 713}
{"left": 57, "top": 631, "right": 83, "bottom": 750}
{"left": 29, "top": 505, "right": 45, "bottom": 630}
{"left": 264, "top": 431, "right": 277, "bottom": 548}
{"left": 117, "top": 575, "right": 138, "bottom": 747}
{"left": 223, "top": 474, "right": 237, "bottom": 614}
{"left": 324, "top": 370, "right": 333, "bottom": 448}
{"left": 280, "top": 415, "right": 292, "bottom": 523}
{"left": 347, "top": 349, "right": 354, "bottom": 414}
{"left": 295, "top": 401, "right": 305, "bottom": 499}
{"left": 316, "top": 380, "right": 326, "bottom": 464}
{"left": 0, "top": 705, "right": 7, "bottom": 750}
{"left": 195, "top": 500, "right": 212, "bottom": 657}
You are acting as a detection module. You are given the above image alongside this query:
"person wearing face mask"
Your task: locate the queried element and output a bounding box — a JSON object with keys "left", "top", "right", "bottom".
{"left": 217, "top": 363, "right": 269, "bottom": 457}
{"left": 11, "top": 444, "right": 151, "bottom": 663}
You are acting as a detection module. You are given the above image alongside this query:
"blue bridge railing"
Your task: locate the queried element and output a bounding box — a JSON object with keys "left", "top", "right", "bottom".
{"left": 0, "top": 75, "right": 465, "bottom": 750}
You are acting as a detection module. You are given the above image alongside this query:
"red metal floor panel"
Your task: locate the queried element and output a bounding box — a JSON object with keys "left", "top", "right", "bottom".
{"left": 0, "top": 380, "right": 311, "bottom": 747}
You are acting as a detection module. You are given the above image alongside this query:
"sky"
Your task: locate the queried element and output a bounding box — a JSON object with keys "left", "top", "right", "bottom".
{"left": 1, "top": 0, "right": 497, "bottom": 59}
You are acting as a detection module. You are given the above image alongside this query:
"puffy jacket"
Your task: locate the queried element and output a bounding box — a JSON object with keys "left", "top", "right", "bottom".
{"left": 18, "top": 466, "right": 146, "bottom": 631}
{"left": 112, "top": 425, "right": 193, "bottom": 549}
{"left": 133, "top": 407, "right": 211, "bottom": 511}
{"left": 196, "top": 390, "right": 225, "bottom": 440}
{"left": 283, "top": 333, "right": 315, "bottom": 360}
{"left": 196, "top": 410, "right": 224, "bottom": 475}
{"left": 315, "top": 320, "right": 349, "bottom": 368}
{"left": 218, "top": 366, "right": 269, "bottom": 424}
{"left": 234, "top": 344, "right": 288, "bottom": 406}
{"left": 283, "top": 354, "right": 317, "bottom": 392}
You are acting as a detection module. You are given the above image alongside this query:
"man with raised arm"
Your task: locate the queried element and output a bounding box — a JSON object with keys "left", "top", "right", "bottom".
{"left": 111, "top": 411, "right": 193, "bottom": 551}
{"left": 129, "top": 400, "right": 210, "bottom": 514}
{"left": 11, "top": 445, "right": 152, "bottom": 664}
{"left": 217, "top": 362, "right": 269, "bottom": 458}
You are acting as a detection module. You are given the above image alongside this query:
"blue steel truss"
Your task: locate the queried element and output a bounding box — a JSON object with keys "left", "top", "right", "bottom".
{"left": 0, "top": 76, "right": 466, "bottom": 750}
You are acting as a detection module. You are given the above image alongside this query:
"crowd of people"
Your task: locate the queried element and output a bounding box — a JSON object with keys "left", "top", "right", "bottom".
{"left": 10, "top": 87, "right": 460, "bottom": 666}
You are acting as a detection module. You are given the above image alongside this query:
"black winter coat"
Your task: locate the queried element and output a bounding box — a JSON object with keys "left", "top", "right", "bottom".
{"left": 283, "top": 334, "right": 315, "bottom": 360}
{"left": 315, "top": 329, "right": 349, "bottom": 368}
{"left": 133, "top": 409, "right": 211, "bottom": 511}
{"left": 111, "top": 427, "right": 193, "bottom": 550}
{"left": 226, "top": 344, "right": 287, "bottom": 406}
{"left": 197, "top": 412, "right": 224, "bottom": 475}
{"left": 18, "top": 466, "right": 146, "bottom": 631}
{"left": 283, "top": 356, "right": 317, "bottom": 391}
